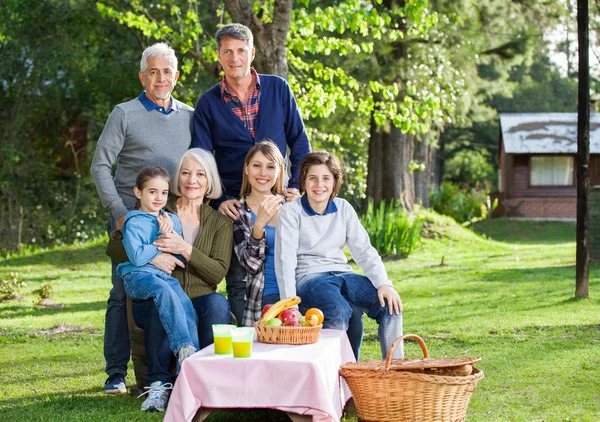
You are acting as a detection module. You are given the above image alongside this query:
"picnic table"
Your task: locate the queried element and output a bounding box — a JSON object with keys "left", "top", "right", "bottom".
{"left": 164, "top": 329, "right": 355, "bottom": 422}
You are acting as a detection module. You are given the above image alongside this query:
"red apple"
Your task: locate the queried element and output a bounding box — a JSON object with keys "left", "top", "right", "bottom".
{"left": 278, "top": 308, "right": 297, "bottom": 323}
{"left": 283, "top": 318, "right": 301, "bottom": 327}
{"left": 261, "top": 304, "right": 273, "bottom": 317}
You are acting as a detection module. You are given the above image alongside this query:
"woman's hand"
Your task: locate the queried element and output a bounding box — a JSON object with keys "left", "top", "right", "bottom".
{"left": 158, "top": 213, "right": 174, "bottom": 234}
{"left": 377, "top": 285, "right": 403, "bottom": 315}
{"left": 150, "top": 253, "right": 185, "bottom": 275}
{"left": 252, "top": 195, "right": 284, "bottom": 239}
{"left": 154, "top": 230, "right": 193, "bottom": 261}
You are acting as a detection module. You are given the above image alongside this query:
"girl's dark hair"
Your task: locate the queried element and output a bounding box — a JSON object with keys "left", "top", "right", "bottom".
{"left": 299, "top": 151, "right": 343, "bottom": 200}
{"left": 135, "top": 165, "right": 171, "bottom": 190}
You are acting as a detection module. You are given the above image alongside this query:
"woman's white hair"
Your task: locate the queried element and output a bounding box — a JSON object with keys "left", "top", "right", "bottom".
{"left": 171, "top": 148, "right": 223, "bottom": 200}
{"left": 140, "top": 43, "right": 178, "bottom": 72}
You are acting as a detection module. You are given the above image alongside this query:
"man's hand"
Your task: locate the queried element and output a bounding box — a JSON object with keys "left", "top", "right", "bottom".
{"left": 150, "top": 253, "right": 185, "bottom": 275}
{"left": 284, "top": 187, "right": 301, "bottom": 203}
{"left": 218, "top": 198, "right": 241, "bottom": 220}
{"left": 115, "top": 216, "right": 125, "bottom": 231}
{"left": 377, "top": 285, "right": 403, "bottom": 315}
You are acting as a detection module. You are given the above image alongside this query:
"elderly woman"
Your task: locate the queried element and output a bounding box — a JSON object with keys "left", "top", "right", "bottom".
{"left": 132, "top": 148, "right": 232, "bottom": 412}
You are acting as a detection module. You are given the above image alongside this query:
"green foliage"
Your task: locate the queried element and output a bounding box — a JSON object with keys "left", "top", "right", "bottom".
{"left": 429, "top": 182, "right": 492, "bottom": 224}
{"left": 0, "top": 272, "right": 26, "bottom": 300}
{"left": 359, "top": 200, "right": 424, "bottom": 257}
{"left": 32, "top": 283, "right": 54, "bottom": 301}
{"left": 443, "top": 148, "right": 495, "bottom": 188}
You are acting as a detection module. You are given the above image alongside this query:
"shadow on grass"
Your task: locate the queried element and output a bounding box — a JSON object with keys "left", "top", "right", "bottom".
{"left": 473, "top": 218, "right": 576, "bottom": 245}
{"left": 1, "top": 244, "right": 106, "bottom": 268}
{"left": 0, "top": 300, "right": 106, "bottom": 320}
{"left": 206, "top": 408, "right": 293, "bottom": 422}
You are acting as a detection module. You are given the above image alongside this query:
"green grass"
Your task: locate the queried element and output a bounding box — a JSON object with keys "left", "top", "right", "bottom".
{"left": 0, "top": 215, "right": 599, "bottom": 421}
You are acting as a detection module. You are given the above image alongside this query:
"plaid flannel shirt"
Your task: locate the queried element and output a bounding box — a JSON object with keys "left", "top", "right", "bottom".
{"left": 221, "top": 69, "right": 261, "bottom": 138}
{"left": 233, "top": 195, "right": 267, "bottom": 326}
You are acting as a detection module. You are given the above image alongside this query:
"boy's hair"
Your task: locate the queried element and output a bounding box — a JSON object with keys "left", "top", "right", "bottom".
{"left": 140, "top": 42, "right": 178, "bottom": 72}
{"left": 299, "top": 151, "right": 343, "bottom": 200}
{"left": 240, "top": 140, "right": 285, "bottom": 196}
{"left": 171, "top": 148, "right": 223, "bottom": 200}
{"left": 215, "top": 23, "right": 253, "bottom": 51}
{"left": 135, "top": 165, "right": 171, "bottom": 190}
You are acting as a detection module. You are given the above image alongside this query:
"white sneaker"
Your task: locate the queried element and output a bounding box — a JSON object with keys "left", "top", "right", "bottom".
{"left": 138, "top": 381, "right": 173, "bottom": 412}
{"left": 177, "top": 344, "right": 197, "bottom": 366}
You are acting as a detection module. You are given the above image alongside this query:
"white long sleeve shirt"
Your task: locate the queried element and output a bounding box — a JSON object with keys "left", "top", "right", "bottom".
{"left": 275, "top": 196, "right": 392, "bottom": 299}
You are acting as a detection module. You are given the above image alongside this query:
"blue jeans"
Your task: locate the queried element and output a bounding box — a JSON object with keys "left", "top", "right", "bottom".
{"left": 132, "top": 293, "right": 230, "bottom": 384}
{"left": 123, "top": 271, "right": 199, "bottom": 354}
{"left": 261, "top": 293, "right": 280, "bottom": 308}
{"left": 226, "top": 250, "right": 247, "bottom": 326}
{"left": 297, "top": 271, "right": 403, "bottom": 360}
{"left": 104, "top": 216, "right": 130, "bottom": 378}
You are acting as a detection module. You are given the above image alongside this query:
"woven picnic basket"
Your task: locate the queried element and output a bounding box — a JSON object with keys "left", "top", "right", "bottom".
{"left": 254, "top": 322, "right": 322, "bottom": 345}
{"left": 339, "top": 334, "right": 484, "bottom": 422}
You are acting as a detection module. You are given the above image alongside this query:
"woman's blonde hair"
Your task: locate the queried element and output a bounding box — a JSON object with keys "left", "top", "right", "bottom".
{"left": 171, "top": 148, "right": 223, "bottom": 200}
{"left": 240, "top": 140, "right": 285, "bottom": 196}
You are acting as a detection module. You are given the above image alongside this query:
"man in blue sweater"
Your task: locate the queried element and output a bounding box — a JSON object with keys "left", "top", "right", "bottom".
{"left": 192, "top": 23, "right": 311, "bottom": 324}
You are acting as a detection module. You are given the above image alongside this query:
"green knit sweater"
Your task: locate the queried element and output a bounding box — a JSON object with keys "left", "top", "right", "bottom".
{"left": 165, "top": 198, "right": 233, "bottom": 300}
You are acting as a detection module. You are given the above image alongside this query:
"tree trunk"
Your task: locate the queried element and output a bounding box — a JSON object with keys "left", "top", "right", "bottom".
{"left": 224, "top": 0, "right": 292, "bottom": 79}
{"left": 575, "top": 0, "right": 589, "bottom": 298}
{"left": 413, "top": 135, "right": 430, "bottom": 207}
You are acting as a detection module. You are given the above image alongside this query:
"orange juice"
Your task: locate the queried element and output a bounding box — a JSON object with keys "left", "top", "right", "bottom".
{"left": 214, "top": 336, "right": 233, "bottom": 355}
{"left": 232, "top": 341, "right": 252, "bottom": 358}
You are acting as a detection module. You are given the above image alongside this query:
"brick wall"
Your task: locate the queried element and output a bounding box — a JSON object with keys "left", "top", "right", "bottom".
{"left": 501, "top": 197, "right": 575, "bottom": 219}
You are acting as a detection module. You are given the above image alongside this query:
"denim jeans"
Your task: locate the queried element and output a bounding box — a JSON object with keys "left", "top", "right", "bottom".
{"left": 133, "top": 293, "right": 230, "bottom": 384}
{"left": 297, "top": 271, "right": 403, "bottom": 360}
{"left": 225, "top": 250, "right": 247, "bottom": 326}
{"left": 123, "top": 271, "right": 199, "bottom": 354}
{"left": 104, "top": 216, "right": 130, "bottom": 378}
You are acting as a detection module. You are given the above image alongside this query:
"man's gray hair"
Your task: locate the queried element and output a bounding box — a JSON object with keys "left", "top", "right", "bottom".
{"left": 215, "top": 23, "right": 253, "bottom": 51}
{"left": 140, "top": 43, "right": 178, "bottom": 72}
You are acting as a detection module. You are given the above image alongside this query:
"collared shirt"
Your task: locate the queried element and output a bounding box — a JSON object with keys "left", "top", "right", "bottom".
{"left": 300, "top": 195, "right": 338, "bottom": 216}
{"left": 220, "top": 69, "right": 261, "bottom": 138}
{"left": 138, "top": 91, "right": 179, "bottom": 115}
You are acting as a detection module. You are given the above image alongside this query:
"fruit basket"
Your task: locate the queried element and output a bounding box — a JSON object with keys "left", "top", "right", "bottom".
{"left": 254, "top": 296, "right": 323, "bottom": 345}
{"left": 254, "top": 322, "right": 322, "bottom": 345}
{"left": 339, "top": 334, "right": 484, "bottom": 422}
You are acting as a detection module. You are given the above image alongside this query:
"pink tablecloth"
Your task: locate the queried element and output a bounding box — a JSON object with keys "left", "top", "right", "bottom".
{"left": 164, "top": 329, "right": 355, "bottom": 422}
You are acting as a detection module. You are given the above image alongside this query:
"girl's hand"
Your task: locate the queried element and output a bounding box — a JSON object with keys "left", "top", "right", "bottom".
{"left": 158, "top": 213, "right": 174, "bottom": 234}
{"left": 252, "top": 195, "right": 284, "bottom": 239}
{"left": 377, "top": 285, "right": 403, "bottom": 315}
{"left": 154, "top": 230, "right": 193, "bottom": 261}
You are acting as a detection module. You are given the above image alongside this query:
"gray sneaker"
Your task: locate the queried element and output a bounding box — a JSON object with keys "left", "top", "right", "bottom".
{"left": 138, "top": 381, "right": 173, "bottom": 412}
{"left": 177, "top": 344, "right": 197, "bottom": 366}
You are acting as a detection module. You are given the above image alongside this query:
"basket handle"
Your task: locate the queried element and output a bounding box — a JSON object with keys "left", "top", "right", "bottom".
{"left": 384, "top": 334, "right": 429, "bottom": 370}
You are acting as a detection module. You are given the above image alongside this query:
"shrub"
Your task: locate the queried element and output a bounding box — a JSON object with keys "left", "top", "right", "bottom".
{"left": 429, "top": 182, "right": 494, "bottom": 224}
{"left": 359, "top": 200, "right": 424, "bottom": 257}
{"left": 0, "top": 272, "right": 27, "bottom": 300}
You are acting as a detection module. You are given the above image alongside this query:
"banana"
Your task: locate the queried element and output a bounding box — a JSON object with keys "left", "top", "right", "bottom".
{"left": 259, "top": 296, "right": 301, "bottom": 324}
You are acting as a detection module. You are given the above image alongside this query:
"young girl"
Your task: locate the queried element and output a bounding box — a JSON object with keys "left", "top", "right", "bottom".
{"left": 233, "top": 141, "right": 289, "bottom": 326}
{"left": 117, "top": 165, "right": 199, "bottom": 367}
{"left": 275, "top": 151, "right": 404, "bottom": 360}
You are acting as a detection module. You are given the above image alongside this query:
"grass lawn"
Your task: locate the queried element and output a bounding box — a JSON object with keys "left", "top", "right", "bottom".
{"left": 0, "top": 214, "right": 598, "bottom": 421}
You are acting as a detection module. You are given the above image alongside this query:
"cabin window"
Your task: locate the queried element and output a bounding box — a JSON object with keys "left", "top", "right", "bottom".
{"left": 530, "top": 156, "right": 574, "bottom": 186}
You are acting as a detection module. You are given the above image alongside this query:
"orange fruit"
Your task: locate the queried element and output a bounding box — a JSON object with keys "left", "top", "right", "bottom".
{"left": 304, "top": 308, "right": 324, "bottom": 325}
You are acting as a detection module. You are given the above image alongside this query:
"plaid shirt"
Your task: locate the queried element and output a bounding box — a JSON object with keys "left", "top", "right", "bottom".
{"left": 233, "top": 195, "right": 267, "bottom": 326}
{"left": 221, "top": 69, "right": 261, "bottom": 138}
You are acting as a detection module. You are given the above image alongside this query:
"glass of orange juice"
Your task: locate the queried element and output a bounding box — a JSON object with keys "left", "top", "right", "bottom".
{"left": 212, "top": 324, "right": 236, "bottom": 355}
{"left": 232, "top": 327, "right": 255, "bottom": 358}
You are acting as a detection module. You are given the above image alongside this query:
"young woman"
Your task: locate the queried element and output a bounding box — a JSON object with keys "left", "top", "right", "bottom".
{"left": 233, "top": 141, "right": 292, "bottom": 326}
{"left": 117, "top": 166, "right": 199, "bottom": 370}
{"left": 275, "top": 151, "right": 404, "bottom": 360}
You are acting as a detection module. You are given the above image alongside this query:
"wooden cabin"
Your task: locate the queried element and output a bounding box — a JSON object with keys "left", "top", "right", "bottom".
{"left": 496, "top": 113, "right": 600, "bottom": 219}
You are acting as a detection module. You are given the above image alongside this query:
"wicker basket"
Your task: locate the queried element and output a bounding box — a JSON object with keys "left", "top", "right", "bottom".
{"left": 339, "top": 334, "right": 484, "bottom": 422}
{"left": 254, "top": 322, "right": 322, "bottom": 345}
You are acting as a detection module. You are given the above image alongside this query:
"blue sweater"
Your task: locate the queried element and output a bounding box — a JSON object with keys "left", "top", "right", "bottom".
{"left": 116, "top": 210, "right": 184, "bottom": 277}
{"left": 192, "top": 74, "right": 311, "bottom": 206}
